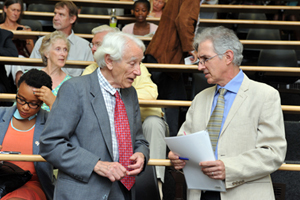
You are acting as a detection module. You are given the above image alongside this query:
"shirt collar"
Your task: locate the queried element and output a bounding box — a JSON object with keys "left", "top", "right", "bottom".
{"left": 97, "top": 68, "right": 120, "bottom": 96}
{"left": 67, "top": 30, "right": 75, "bottom": 45}
{"left": 216, "top": 69, "right": 244, "bottom": 94}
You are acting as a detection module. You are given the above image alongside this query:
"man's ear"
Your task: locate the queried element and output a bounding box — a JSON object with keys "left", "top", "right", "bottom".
{"left": 69, "top": 15, "right": 76, "bottom": 25}
{"left": 105, "top": 54, "right": 113, "bottom": 70}
{"left": 225, "top": 50, "right": 234, "bottom": 65}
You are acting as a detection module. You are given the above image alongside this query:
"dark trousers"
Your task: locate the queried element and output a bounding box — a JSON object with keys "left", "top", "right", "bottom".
{"left": 201, "top": 191, "right": 220, "bottom": 200}
{"left": 108, "top": 181, "right": 131, "bottom": 200}
{"left": 150, "top": 71, "right": 187, "bottom": 137}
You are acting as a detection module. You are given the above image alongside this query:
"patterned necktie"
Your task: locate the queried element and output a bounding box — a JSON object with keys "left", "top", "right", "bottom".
{"left": 207, "top": 88, "right": 227, "bottom": 152}
{"left": 114, "top": 91, "right": 135, "bottom": 190}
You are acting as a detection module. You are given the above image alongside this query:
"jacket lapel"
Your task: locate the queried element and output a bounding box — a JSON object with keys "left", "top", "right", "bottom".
{"left": 220, "top": 74, "right": 250, "bottom": 136}
{"left": 32, "top": 109, "right": 47, "bottom": 155}
{"left": 0, "top": 106, "right": 16, "bottom": 144}
{"left": 89, "top": 71, "right": 114, "bottom": 160}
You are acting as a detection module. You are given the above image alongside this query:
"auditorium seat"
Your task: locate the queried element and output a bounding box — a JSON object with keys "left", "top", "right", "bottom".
{"left": 236, "top": 13, "right": 267, "bottom": 39}
{"left": 80, "top": 6, "right": 108, "bottom": 15}
{"left": 256, "top": 49, "right": 298, "bottom": 84}
{"left": 190, "top": 73, "right": 214, "bottom": 100}
{"left": 27, "top": 3, "right": 54, "bottom": 31}
{"left": 136, "top": 165, "right": 160, "bottom": 200}
{"left": 73, "top": 22, "right": 103, "bottom": 34}
{"left": 271, "top": 121, "right": 300, "bottom": 200}
{"left": 246, "top": 28, "right": 281, "bottom": 41}
{"left": 20, "top": 19, "right": 43, "bottom": 31}
{"left": 242, "top": 28, "right": 281, "bottom": 65}
{"left": 27, "top": 3, "right": 55, "bottom": 12}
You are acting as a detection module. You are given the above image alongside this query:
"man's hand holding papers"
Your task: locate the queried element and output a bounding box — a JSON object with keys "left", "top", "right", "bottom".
{"left": 165, "top": 130, "right": 226, "bottom": 191}
{"left": 200, "top": 160, "right": 225, "bottom": 180}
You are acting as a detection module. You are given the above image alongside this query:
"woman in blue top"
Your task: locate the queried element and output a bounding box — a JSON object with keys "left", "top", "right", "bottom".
{"left": 33, "top": 31, "right": 71, "bottom": 111}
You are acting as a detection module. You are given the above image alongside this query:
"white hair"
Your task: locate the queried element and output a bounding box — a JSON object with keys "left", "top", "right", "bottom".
{"left": 91, "top": 25, "right": 120, "bottom": 35}
{"left": 94, "top": 32, "right": 145, "bottom": 68}
{"left": 193, "top": 26, "right": 243, "bottom": 66}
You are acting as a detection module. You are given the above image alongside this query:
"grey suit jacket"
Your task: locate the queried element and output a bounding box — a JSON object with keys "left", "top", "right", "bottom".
{"left": 179, "top": 74, "right": 287, "bottom": 200}
{"left": 40, "top": 70, "right": 149, "bottom": 200}
{"left": 0, "top": 106, "right": 54, "bottom": 200}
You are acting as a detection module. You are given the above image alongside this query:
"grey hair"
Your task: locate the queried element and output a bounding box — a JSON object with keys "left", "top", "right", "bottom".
{"left": 94, "top": 32, "right": 145, "bottom": 69}
{"left": 39, "top": 31, "right": 70, "bottom": 65}
{"left": 193, "top": 26, "right": 243, "bottom": 66}
{"left": 91, "top": 25, "right": 120, "bottom": 35}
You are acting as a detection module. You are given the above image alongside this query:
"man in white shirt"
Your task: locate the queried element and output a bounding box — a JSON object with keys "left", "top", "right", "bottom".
{"left": 28, "top": 1, "right": 93, "bottom": 77}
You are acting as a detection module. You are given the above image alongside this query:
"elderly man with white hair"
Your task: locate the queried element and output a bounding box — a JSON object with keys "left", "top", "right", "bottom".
{"left": 83, "top": 25, "right": 168, "bottom": 200}
{"left": 40, "top": 32, "right": 149, "bottom": 200}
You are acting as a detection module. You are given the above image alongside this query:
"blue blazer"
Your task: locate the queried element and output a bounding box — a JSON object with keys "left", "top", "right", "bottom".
{"left": 0, "top": 106, "right": 54, "bottom": 200}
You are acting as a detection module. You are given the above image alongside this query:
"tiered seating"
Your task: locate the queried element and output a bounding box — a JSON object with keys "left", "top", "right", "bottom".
{"left": 1, "top": 2, "right": 300, "bottom": 199}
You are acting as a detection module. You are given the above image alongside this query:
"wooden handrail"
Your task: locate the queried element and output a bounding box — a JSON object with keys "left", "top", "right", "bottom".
{"left": 0, "top": 154, "right": 298, "bottom": 171}
{"left": 11, "top": 30, "right": 152, "bottom": 42}
{"left": 10, "top": 31, "right": 300, "bottom": 49}
{"left": 1, "top": 94, "right": 300, "bottom": 113}
{"left": 0, "top": 10, "right": 299, "bottom": 28}
{"left": 2, "top": 57, "right": 300, "bottom": 74}
{"left": 20, "top": 1, "right": 300, "bottom": 12}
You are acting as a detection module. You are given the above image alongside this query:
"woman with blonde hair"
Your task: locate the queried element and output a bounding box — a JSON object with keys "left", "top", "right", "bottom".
{"left": 32, "top": 31, "right": 71, "bottom": 111}
{"left": 148, "top": 0, "right": 167, "bottom": 18}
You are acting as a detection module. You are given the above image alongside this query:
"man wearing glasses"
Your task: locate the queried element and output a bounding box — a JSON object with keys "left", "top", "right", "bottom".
{"left": 169, "top": 26, "right": 287, "bottom": 200}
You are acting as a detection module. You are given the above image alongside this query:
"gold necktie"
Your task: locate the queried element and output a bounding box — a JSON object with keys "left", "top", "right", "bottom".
{"left": 207, "top": 88, "right": 227, "bottom": 152}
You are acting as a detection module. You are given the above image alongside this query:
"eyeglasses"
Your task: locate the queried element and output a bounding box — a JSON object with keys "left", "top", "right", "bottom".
{"left": 199, "top": 53, "right": 225, "bottom": 66}
{"left": 16, "top": 96, "right": 41, "bottom": 109}
{"left": 89, "top": 42, "right": 102, "bottom": 49}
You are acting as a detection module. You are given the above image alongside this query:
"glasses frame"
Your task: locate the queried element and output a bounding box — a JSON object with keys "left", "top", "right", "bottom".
{"left": 199, "top": 53, "right": 225, "bottom": 66}
{"left": 89, "top": 42, "right": 102, "bottom": 49}
{"left": 16, "top": 96, "right": 41, "bottom": 109}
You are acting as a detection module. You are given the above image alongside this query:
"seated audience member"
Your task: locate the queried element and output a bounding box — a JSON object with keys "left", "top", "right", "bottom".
{"left": 148, "top": 0, "right": 166, "bottom": 18}
{"left": 0, "top": 69, "right": 54, "bottom": 200}
{"left": 32, "top": 31, "right": 71, "bottom": 112}
{"left": 0, "top": 0, "right": 34, "bottom": 57}
{"left": 200, "top": 0, "right": 218, "bottom": 19}
{"left": 0, "top": 0, "right": 34, "bottom": 85}
{"left": 122, "top": 0, "right": 158, "bottom": 37}
{"left": 39, "top": 32, "right": 149, "bottom": 200}
{"left": 27, "top": 1, "right": 93, "bottom": 77}
{"left": 83, "top": 25, "right": 167, "bottom": 199}
{"left": 0, "top": 28, "right": 18, "bottom": 98}
{"left": 169, "top": 26, "right": 287, "bottom": 200}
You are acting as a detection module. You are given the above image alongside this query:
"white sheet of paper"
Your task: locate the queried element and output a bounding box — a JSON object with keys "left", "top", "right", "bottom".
{"left": 184, "top": 56, "right": 199, "bottom": 65}
{"left": 165, "top": 130, "right": 226, "bottom": 192}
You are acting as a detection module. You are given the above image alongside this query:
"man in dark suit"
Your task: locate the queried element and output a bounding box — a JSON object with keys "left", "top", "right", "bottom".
{"left": 40, "top": 32, "right": 149, "bottom": 200}
{"left": 0, "top": 28, "right": 18, "bottom": 106}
